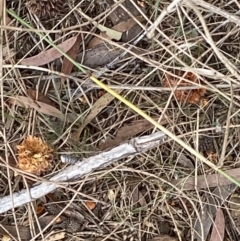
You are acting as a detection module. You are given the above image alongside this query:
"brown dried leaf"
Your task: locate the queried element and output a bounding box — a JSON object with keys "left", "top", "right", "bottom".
{"left": 53, "top": 217, "right": 80, "bottom": 233}
{"left": 71, "top": 90, "right": 123, "bottom": 141}
{"left": 5, "top": 14, "right": 11, "bottom": 25}
{"left": 45, "top": 232, "right": 66, "bottom": 241}
{"left": 171, "top": 167, "right": 240, "bottom": 190}
{"left": 229, "top": 195, "right": 240, "bottom": 219}
{"left": 209, "top": 208, "right": 225, "bottom": 241}
{"left": 121, "top": 23, "right": 143, "bottom": 42}
{"left": 8, "top": 96, "right": 65, "bottom": 120}
{"left": 0, "top": 216, "right": 59, "bottom": 240}
{"left": 106, "top": 0, "right": 145, "bottom": 25}
{"left": 36, "top": 204, "right": 45, "bottom": 214}
{"left": 3, "top": 46, "right": 16, "bottom": 63}
{"left": 20, "top": 36, "right": 78, "bottom": 66}
{"left": 148, "top": 235, "right": 178, "bottom": 241}
{"left": 76, "top": 42, "right": 146, "bottom": 69}
{"left": 88, "top": 16, "right": 144, "bottom": 48}
{"left": 61, "top": 34, "right": 83, "bottom": 78}
{"left": 98, "top": 116, "right": 167, "bottom": 150}
{"left": 27, "top": 89, "right": 55, "bottom": 106}
{"left": 0, "top": 225, "right": 30, "bottom": 240}
{"left": 76, "top": 43, "right": 122, "bottom": 68}
{"left": 177, "top": 153, "right": 194, "bottom": 170}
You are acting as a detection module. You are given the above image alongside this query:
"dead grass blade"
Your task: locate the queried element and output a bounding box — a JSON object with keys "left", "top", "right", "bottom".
{"left": 98, "top": 116, "right": 167, "bottom": 150}
{"left": 8, "top": 96, "right": 65, "bottom": 120}
{"left": 20, "top": 36, "right": 78, "bottom": 66}
{"left": 71, "top": 90, "right": 122, "bottom": 141}
{"left": 209, "top": 208, "right": 225, "bottom": 241}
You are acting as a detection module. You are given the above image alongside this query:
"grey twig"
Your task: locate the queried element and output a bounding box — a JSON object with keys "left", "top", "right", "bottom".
{"left": 0, "top": 131, "right": 166, "bottom": 214}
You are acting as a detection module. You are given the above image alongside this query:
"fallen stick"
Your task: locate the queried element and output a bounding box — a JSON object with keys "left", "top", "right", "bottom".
{"left": 0, "top": 131, "right": 166, "bottom": 214}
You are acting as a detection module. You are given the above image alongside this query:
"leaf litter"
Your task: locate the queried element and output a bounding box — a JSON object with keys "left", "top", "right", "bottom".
{"left": 87, "top": 16, "right": 145, "bottom": 48}
{"left": 26, "top": 89, "right": 55, "bottom": 106}
{"left": 71, "top": 89, "right": 123, "bottom": 141}
{"left": 8, "top": 96, "right": 65, "bottom": 120}
{"left": 209, "top": 208, "right": 225, "bottom": 241}
{"left": 3, "top": 0, "right": 240, "bottom": 240}
{"left": 20, "top": 35, "right": 78, "bottom": 66}
{"left": 60, "top": 33, "right": 83, "bottom": 81}
{"left": 98, "top": 116, "right": 168, "bottom": 150}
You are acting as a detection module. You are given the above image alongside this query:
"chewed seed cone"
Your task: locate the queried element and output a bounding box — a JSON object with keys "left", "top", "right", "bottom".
{"left": 17, "top": 135, "right": 53, "bottom": 175}
{"left": 162, "top": 72, "right": 206, "bottom": 104}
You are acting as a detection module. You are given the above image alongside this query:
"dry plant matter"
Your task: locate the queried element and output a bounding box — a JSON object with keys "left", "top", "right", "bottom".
{"left": 1, "top": 0, "right": 240, "bottom": 240}
{"left": 17, "top": 135, "right": 53, "bottom": 175}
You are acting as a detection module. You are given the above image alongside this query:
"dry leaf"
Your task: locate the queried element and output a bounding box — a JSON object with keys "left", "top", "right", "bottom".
{"left": 88, "top": 16, "right": 144, "bottom": 48}
{"left": 2, "top": 235, "right": 11, "bottom": 241}
{"left": 106, "top": 0, "right": 146, "bottom": 25}
{"left": 83, "top": 14, "right": 122, "bottom": 41}
{"left": 76, "top": 42, "right": 146, "bottom": 69}
{"left": 112, "top": 16, "right": 144, "bottom": 32}
{"left": 85, "top": 201, "right": 96, "bottom": 210}
{"left": 229, "top": 195, "right": 240, "bottom": 219}
{"left": 45, "top": 232, "right": 66, "bottom": 241}
{"left": 3, "top": 47, "right": 16, "bottom": 63}
{"left": 76, "top": 43, "right": 122, "bottom": 68}
{"left": 121, "top": 23, "right": 143, "bottom": 42}
{"left": 71, "top": 89, "right": 123, "bottom": 141}
{"left": 148, "top": 235, "right": 178, "bottom": 241}
{"left": 0, "top": 226, "right": 30, "bottom": 240}
{"left": 130, "top": 185, "right": 147, "bottom": 210}
{"left": 27, "top": 89, "right": 55, "bottom": 106}
{"left": 53, "top": 217, "right": 80, "bottom": 232}
{"left": 108, "top": 189, "right": 115, "bottom": 202}
{"left": 20, "top": 36, "right": 78, "bottom": 66}
{"left": 61, "top": 34, "right": 83, "bottom": 79}
{"left": 0, "top": 216, "right": 60, "bottom": 240}
{"left": 95, "top": 22, "right": 122, "bottom": 40}
{"left": 171, "top": 167, "right": 240, "bottom": 190}
{"left": 209, "top": 208, "right": 225, "bottom": 241}
{"left": 8, "top": 96, "right": 65, "bottom": 120}
{"left": 36, "top": 204, "right": 45, "bottom": 214}
{"left": 17, "top": 135, "right": 53, "bottom": 175}
{"left": 98, "top": 116, "right": 167, "bottom": 150}
{"left": 177, "top": 153, "right": 194, "bottom": 170}
{"left": 138, "top": 191, "right": 147, "bottom": 209}
{"left": 4, "top": 14, "right": 12, "bottom": 25}
{"left": 162, "top": 72, "right": 206, "bottom": 104}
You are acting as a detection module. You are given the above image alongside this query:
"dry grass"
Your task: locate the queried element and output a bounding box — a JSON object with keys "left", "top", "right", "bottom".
{"left": 1, "top": 0, "right": 240, "bottom": 240}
